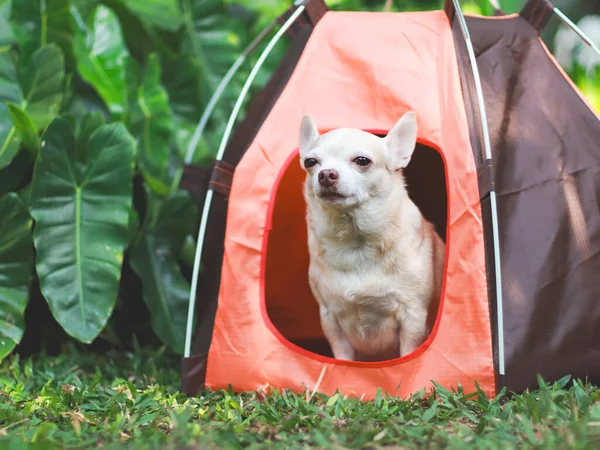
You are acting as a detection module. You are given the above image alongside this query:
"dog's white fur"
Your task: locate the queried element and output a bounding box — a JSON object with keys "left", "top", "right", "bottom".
{"left": 299, "top": 112, "right": 445, "bottom": 361}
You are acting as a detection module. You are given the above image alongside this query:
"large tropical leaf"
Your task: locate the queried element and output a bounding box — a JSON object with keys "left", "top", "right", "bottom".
{"left": 159, "top": 53, "right": 213, "bottom": 166}
{"left": 175, "top": 0, "right": 280, "bottom": 165}
{"left": 0, "top": 43, "right": 65, "bottom": 169}
{"left": 9, "top": 0, "right": 73, "bottom": 65}
{"left": 75, "top": 110, "right": 105, "bottom": 161}
{"left": 126, "top": 53, "right": 175, "bottom": 195}
{"left": 129, "top": 190, "right": 198, "bottom": 354}
{"left": 160, "top": 54, "right": 202, "bottom": 124}
{"left": 72, "top": 4, "right": 130, "bottom": 117}
{"left": 18, "top": 44, "right": 66, "bottom": 129}
{"left": 122, "top": 0, "right": 183, "bottom": 32}
{"left": 0, "top": 4, "right": 20, "bottom": 170}
{"left": 0, "top": 193, "right": 34, "bottom": 361}
{"left": 30, "top": 117, "right": 136, "bottom": 343}
{"left": 63, "top": 73, "right": 110, "bottom": 122}
{"left": 180, "top": 0, "right": 244, "bottom": 110}
{"left": 96, "top": 0, "right": 159, "bottom": 62}
{"left": 167, "top": 0, "right": 249, "bottom": 166}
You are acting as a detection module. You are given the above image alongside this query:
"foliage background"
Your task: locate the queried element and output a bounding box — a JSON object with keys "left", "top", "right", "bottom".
{"left": 0, "top": 0, "right": 598, "bottom": 363}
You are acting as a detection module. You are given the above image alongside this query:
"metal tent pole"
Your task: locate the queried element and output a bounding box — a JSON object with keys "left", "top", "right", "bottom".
{"left": 183, "top": 3, "right": 308, "bottom": 358}
{"left": 552, "top": 7, "right": 600, "bottom": 61}
{"left": 452, "top": 0, "right": 506, "bottom": 376}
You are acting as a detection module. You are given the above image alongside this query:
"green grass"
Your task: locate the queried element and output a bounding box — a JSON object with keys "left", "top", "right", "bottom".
{"left": 1, "top": 345, "right": 600, "bottom": 449}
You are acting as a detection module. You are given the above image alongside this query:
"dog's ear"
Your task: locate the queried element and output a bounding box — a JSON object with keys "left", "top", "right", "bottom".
{"left": 299, "top": 115, "right": 319, "bottom": 159}
{"left": 386, "top": 111, "right": 418, "bottom": 170}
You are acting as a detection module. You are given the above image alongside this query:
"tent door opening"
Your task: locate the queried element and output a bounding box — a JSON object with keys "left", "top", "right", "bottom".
{"left": 263, "top": 139, "right": 448, "bottom": 361}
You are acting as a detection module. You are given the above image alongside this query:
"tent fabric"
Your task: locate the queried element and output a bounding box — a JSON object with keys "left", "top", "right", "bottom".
{"left": 180, "top": 19, "right": 315, "bottom": 396}
{"left": 180, "top": 0, "right": 600, "bottom": 399}
{"left": 453, "top": 13, "right": 600, "bottom": 393}
{"left": 203, "top": 10, "right": 496, "bottom": 399}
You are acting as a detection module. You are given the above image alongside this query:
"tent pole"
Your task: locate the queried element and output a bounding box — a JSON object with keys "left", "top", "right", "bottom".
{"left": 552, "top": 7, "right": 600, "bottom": 61}
{"left": 452, "top": 0, "right": 506, "bottom": 376}
{"left": 183, "top": 3, "right": 308, "bottom": 359}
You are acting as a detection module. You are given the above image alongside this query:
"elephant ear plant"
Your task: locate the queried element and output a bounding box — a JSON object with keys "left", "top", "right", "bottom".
{"left": 0, "top": 0, "right": 258, "bottom": 359}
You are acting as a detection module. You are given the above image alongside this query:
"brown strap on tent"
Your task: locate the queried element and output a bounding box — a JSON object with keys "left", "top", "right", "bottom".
{"left": 304, "top": 0, "right": 328, "bottom": 25}
{"left": 180, "top": 160, "right": 235, "bottom": 200}
{"left": 519, "top": 0, "right": 554, "bottom": 33}
{"left": 278, "top": 0, "right": 328, "bottom": 37}
{"left": 478, "top": 159, "right": 495, "bottom": 198}
{"left": 209, "top": 160, "right": 235, "bottom": 197}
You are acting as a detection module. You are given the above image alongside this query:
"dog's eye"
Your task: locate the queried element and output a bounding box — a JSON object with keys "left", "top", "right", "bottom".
{"left": 353, "top": 156, "right": 372, "bottom": 167}
{"left": 304, "top": 158, "right": 318, "bottom": 169}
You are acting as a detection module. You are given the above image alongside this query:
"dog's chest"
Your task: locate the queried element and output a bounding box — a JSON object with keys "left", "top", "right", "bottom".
{"left": 310, "top": 246, "right": 422, "bottom": 319}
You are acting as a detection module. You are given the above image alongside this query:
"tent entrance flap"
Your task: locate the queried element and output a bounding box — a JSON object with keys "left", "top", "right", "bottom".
{"left": 264, "top": 141, "right": 448, "bottom": 360}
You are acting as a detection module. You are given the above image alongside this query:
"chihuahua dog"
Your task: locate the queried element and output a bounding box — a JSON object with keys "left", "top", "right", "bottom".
{"left": 299, "top": 112, "right": 445, "bottom": 362}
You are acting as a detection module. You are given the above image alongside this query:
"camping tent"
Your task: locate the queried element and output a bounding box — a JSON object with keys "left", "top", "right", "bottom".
{"left": 179, "top": 0, "right": 600, "bottom": 400}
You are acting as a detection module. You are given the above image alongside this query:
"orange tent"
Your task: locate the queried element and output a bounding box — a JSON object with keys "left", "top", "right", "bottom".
{"left": 180, "top": 0, "right": 600, "bottom": 400}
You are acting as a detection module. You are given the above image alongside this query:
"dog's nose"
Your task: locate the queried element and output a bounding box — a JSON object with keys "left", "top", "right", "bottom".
{"left": 318, "top": 169, "right": 339, "bottom": 187}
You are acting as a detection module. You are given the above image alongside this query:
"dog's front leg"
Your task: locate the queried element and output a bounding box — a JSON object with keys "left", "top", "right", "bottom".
{"left": 319, "top": 307, "right": 355, "bottom": 361}
{"left": 398, "top": 306, "right": 429, "bottom": 357}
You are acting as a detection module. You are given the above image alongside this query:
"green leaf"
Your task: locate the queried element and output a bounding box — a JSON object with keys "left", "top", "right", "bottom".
{"left": 129, "top": 190, "right": 198, "bottom": 354}
{"left": 0, "top": 147, "right": 34, "bottom": 197}
{"left": 179, "top": 234, "right": 196, "bottom": 268}
{"left": 126, "top": 53, "right": 175, "bottom": 195}
{"left": 72, "top": 5, "right": 129, "bottom": 117}
{"left": 9, "top": 0, "right": 73, "bottom": 65}
{"left": 18, "top": 43, "right": 66, "bottom": 129}
{"left": 17, "top": 182, "right": 31, "bottom": 206}
{"left": 160, "top": 54, "right": 202, "bottom": 123}
{"left": 175, "top": 0, "right": 259, "bottom": 166}
{"left": 173, "top": 119, "right": 212, "bottom": 165}
{"left": 75, "top": 110, "right": 105, "bottom": 162}
{"left": 6, "top": 102, "right": 40, "bottom": 150}
{"left": 421, "top": 402, "right": 438, "bottom": 423}
{"left": 590, "top": 401, "right": 600, "bottom": 421}
{"left": 0, "top": 6, "right": 20, "bottom": 170}
{"left": 326, "top": 394, "right": 339, "bottom": 408}
{"left": 30, "top": 117, "right": 136, "bottom": 343}
{"left": 573, "top": 380, "right": 590, "bottom": 412}
{"left": 171, "top": 0, "right": 248, "bottom": 165}
{"left": 63, "top": 73, "right": 110, "bottom": 121}
{"left": 0, "top": 43, "right": 65, "bottom": 169}
{"left": 122, "top": 0, "right": 183, "bottom": 32}
{"left": 180, "top": 0, "right": 244, "bottom": 109}
{"left": 159, "top": 53, "right": 212, "bottom": 166}
{"left": 225, "top": 0, "right": 286, "bottom": 33}
{"left": 0, "top": 193, "right": 34, "bottom": 361}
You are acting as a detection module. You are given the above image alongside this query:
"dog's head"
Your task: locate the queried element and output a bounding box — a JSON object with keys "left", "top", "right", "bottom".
{"left": 299, "top": 112, "right": 418, "bottom": 210}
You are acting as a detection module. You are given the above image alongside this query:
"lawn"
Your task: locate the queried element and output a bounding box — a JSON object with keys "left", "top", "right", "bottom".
{"left": 0, "top": 345, "right": 600, "bottom": 449}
